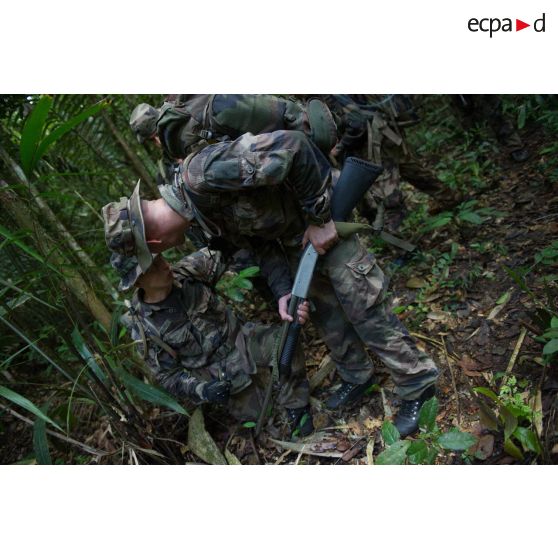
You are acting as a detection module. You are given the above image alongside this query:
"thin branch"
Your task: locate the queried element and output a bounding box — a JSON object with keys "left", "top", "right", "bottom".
{"left": 440, "top": 334, "right": 461, "bottom": 426}
{"left": 504, "top": 327, "right": 528, "bottom": 377}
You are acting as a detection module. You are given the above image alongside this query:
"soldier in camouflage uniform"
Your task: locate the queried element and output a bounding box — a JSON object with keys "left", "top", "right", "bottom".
{"left": 102, "top": 130, "right": 439, "bottom": 436}
{"left": 324, "top": 94, "right": 460, "bottom": 225}
{"left": 108, "top": 245, "right": 314, "bottom": 437}
{"left": 131, "top": 95, "right": 337, "bottom": 255}
{"left": 452, "top": 94, "right": 529, "bottom": 162}
{"left": 130, "top": 94, "right": 337, "bottom": 165}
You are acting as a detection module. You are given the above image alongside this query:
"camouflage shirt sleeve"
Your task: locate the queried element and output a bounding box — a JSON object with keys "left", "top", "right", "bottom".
{"left": 128, "top": 305, "right": 210, "bottom": 404}
{"left": 171, "top": 248, "right": 226, "bottom": 286}
{"left": 147, "top": 349, "right": 208, "bottom": 403}
{"left": 250, "top": 239, "right": 292, "bottom": 300}
{"left": 192, "top": 130, "right": 333, "bottom": 226}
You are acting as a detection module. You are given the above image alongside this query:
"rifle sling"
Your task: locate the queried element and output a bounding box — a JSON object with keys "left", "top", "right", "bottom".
{"left": 334, "top": 221, "right": 415, "bottom": 252}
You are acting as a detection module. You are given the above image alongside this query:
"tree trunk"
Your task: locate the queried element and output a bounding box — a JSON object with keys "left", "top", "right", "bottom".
{"left": 0, "top": 186, "right": 112, "bottom": 330}
{"left": 0, "top": 145, "right": 115, "bottom": 296}
{"left": 101, "top": 111, "right": 160, "bottom": 198}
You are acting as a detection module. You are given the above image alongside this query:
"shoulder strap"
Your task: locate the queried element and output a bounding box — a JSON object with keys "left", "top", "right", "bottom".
{"left": 128, "top": 305, "right": 179, "bottom": 361}
{"left": 178, "top": 160, "right": 223, "bottom": 238}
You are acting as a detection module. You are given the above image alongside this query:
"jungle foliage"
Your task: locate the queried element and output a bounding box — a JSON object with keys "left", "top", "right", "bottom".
{"left": 1, "top": 94, "right": 557, "bottom": 465}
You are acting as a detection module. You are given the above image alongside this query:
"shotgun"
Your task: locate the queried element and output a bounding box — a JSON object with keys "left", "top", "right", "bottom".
{"left": 278, "top": 157, "right": 383, "bottom": 377}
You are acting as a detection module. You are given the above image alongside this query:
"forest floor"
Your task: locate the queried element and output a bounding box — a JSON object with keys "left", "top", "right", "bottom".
{"left": 1, "top": 114, "right": 556, "bottom": 465}
{"left": 210, "top": 119, "right": 558, "bottom": 465}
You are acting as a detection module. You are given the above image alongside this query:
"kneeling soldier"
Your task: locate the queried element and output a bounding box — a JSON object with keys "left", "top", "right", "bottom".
{"left": 111, "top": 248, "right": 314, "bottom": 438}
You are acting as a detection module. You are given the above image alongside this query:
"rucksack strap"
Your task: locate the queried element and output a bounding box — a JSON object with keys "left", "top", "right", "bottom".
{"left": 128, "top": 308, "right": 178, "bottom": 361}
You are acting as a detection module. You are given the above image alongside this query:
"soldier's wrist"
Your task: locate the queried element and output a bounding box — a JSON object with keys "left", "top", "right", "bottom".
{"left": 306, "top": 213, "right": 331, "bottom": 227}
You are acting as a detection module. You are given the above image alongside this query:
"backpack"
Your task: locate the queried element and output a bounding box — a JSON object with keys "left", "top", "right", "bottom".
{"left": 156, "top": 94, "right": 337, "bottom": 160}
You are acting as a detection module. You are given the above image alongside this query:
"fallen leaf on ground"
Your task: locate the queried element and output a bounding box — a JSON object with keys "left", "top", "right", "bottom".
{"left": 487, "top": 304, "right": 506, "bottom": 321}
{"left": 363, "top": 417, "right": 382, "bottom": 431}
{"left": 269, "top": 435, "right": 343, "bottom": 459}
{"left": 225, "top": 448, "right": 242, "bottom": 465}
{"left": 406, "top": 277, "right": 428, "bottom": 289}
{"left": 474, "top": 434, "right": 495, "bottom": 460}
{"left": 458, "top": 354, "right": 484, "bottom": 377}
{"left": 188, "top": 407, "right": 227, "bottom": 465}
{"left": 346, "top": 419, "right": 364, "bottom": 436}
{"left": 313, "top": 412, "right": 330, "bottom": 431}
{"left": 380, "top": 388, "right": 393, "bottom": 420}
{"left": 310, "top": 354, "right": 336, "bottom": 392}
{"left": 427, "top": 310, "right": 450, "bottom": 322}
{"left": 336, "top": 439, "right": 351, "bottom": 452}
{"left": 366, "top": 439, "right": 375, "bottom": 465}
{"left": 424, "top": 293, "right": 444, "bottom": 303}
{"left": 529, "top": 390, "right": 543, "bottom": 437}
{"left": 342, "top": 442, "right": 365, "bottom": 462}
{"left": 477, "top": 399, "right": 499, "bottom": 431}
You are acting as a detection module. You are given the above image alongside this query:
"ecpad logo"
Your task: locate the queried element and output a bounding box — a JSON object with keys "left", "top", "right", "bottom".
{"left": 468, "top": 13, "right": 546, "bottom": 37}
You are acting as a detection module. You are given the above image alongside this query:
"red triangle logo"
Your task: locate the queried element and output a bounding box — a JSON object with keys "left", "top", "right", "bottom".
{"left": 516, "top": 19, "right": 530, "bottom": 31}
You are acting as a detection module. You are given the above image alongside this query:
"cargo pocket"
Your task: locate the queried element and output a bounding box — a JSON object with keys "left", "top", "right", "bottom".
{"left": 240, "top": 150, "right": 292, "bottom": 186}
{"left": 333, "top": 251, "right": 387, "bottom": 323}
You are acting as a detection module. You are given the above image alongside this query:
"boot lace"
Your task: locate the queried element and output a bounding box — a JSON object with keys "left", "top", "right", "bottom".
{"left": 399, "top": 398, "right": 421, "bottom": 420}
{"left": 336, "top": 381, "right": 357, "bottom": 400}
{"left": 287, "top": 408, "right": 301, "bottom": 423}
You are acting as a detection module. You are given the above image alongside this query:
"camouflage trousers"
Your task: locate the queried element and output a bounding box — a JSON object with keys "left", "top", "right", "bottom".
{"left": 226, "top": 323, "right": 310, "bottom": 421}
{"left": 287, "top": 234, "right": 439, "bottom": 400}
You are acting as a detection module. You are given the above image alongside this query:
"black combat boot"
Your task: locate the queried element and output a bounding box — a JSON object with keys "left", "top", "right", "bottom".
{"left": 393, "top": 386, "right": 436, "bottom": 437}
{"left": 287, "top": 406, "right": 314, "bottom": 438}
{"left": 325, "top": 376, "right": 377, "bottom": 410}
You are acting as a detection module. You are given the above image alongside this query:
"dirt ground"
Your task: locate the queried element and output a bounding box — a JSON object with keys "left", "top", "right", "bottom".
{"left": 208, "top": 120, "right": 557, "bottom": 465}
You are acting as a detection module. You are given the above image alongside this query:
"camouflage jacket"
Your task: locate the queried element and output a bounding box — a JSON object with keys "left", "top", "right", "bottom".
{"left": 127, "top": 249, "right": 256, "bottom": 402}
{"left": 163, "top": 130, "right": 333, "bottom": 299}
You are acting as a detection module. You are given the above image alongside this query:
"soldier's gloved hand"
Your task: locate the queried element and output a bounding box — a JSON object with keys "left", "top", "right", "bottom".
{"left": 202, "top": 380, "right": 231, "bottom": 404}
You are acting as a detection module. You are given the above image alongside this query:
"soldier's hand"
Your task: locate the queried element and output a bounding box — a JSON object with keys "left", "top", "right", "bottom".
{"left": 202, "top": 380, "right": 231, "bottom": 404}
{"left": 296, "top": 300, "right": 310, "bottom": 325}
{"left": 302, "top": 220, "right": 338, "bottom": 255}
{"left": 278, "top": 294, "right": 310, "bottom": 325}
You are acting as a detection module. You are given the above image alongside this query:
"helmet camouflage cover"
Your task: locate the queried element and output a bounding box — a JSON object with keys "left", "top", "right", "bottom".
{"left": 130, "top": 103, "right": 160, "bottom": 143}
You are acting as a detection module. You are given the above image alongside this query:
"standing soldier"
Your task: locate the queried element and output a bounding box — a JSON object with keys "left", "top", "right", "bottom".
{"left": 130, "top": 93, "right": 338, "bottom": 286}
{"left": 102, "top": 130, "right": 439, "bottom": 436}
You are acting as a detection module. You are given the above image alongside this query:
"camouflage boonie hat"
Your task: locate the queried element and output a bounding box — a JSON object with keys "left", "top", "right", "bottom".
{"left": 110, "top": 252, "right": 142, "bottom": 291}
{"left": 102, "top": 180, "right": 154, "bottom": 272}
{"left": 130, "top": 103, "right": 160, "bottom": 143}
